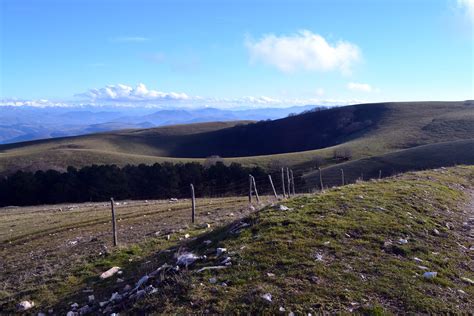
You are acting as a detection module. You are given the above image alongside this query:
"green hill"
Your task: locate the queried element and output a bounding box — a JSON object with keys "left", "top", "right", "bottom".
{"left": 0, "top": 101, "right": 472, "bottom": 174}
{"left": 303, "top": 138, "right": 474, "bottom": 188}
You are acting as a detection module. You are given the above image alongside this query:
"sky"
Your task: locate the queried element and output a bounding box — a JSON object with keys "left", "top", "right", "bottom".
{"left": 0, "top": 0, "right": 473, "bottom": 109}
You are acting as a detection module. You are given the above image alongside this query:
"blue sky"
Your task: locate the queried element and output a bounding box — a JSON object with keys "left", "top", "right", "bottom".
{"left": 0, "top": 0, "right": 473, "bottom": 108}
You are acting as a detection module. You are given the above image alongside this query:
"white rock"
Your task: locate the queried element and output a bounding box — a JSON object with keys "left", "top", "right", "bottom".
{"left": 70, "top": 302, "right": 79, "bottom": 308}
{"left": 423, "top": 271, "right": 437, "bottom": 279}
{"left": 289, "top": 312, "right": 295, "bottom": 316}
{"left": 136, "top": 275, "right": 149, "bottom": 288}
{"left": 184, "top": 234, "right": 190, "bottom": 239}
{"left": 417, "top": 265, "right": 429, "bottom": 270}
{"left": 279, "top": 306, "right": 286, "bottom": 312}
{"left": 88, "top": 295, "right": 95, "bottom": 303}
{"left": 17, "top": 301, "right": 34, "bottom": 311}
{"left": 209, "top": 277, "right": 217, "bottom": 284}
{"left": 177, "top": 252, "right": 200, "bottom": 267}
{"left": 100, "top": 266, "right": 121, "bottom": 279}
{"left": 461, "top": 277, "right": 474, "bottom": 285}
{"left": 433, "top": 228, "right": 440, "bottom": 235}
{"left": 413, "top": 257, "right": 423, "bottom": 263}
{"left": 216, "top": 248, "right": 227, "bottom": 256}
{"left": 261, "top": 293, "right": 272, "bottom": 302}
{"left": 398, "top": 238, "right": 408, "bottom": 245}
{"left": 267, "top": 272, "right": 275, "bottom": 277}
{"left": 279, "top": 205, "right": 290, "bottom": 211}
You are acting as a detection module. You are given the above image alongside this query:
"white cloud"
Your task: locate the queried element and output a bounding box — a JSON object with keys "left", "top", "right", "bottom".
{"left": 457, "top": 0, "right": 474, "bottom": 21}
{"left": 246, "top": 30, "right": 361, "bottom": 74}
{"left": 347, "top": 82, "right": 374, "bottom": 93}
{"left": 0, "top": 98, "right": 71, "bottom": 107}
{"left": 110, "top": 36, "right": 149, "bottom": 43}
{"left": 81, "top": 83, "right": 190, "bottom": 102}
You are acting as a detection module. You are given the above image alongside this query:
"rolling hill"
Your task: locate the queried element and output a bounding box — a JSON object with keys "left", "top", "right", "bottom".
{"left": 0, "top": 101, "right": 473, "bottom": 175}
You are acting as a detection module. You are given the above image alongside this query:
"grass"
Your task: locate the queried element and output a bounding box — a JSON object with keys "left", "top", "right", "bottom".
{"left": 2, "top": 166, "right": 473, "bottom": 313}
{"left": 0, "top": 101, "right": 473, "bottom": 174}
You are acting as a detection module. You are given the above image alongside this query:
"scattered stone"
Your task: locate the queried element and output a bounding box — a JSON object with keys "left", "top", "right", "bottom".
{"left": 110, "top": 292, "right": 122, "bottom": 303}
{"left": 249, "top": 205, "right": 256, "bottom": 211}
{"left": 267, "top": 272, "right": 275, "bottom": 278}
{"left": 289, "top": 312, "right": 295, "bottom": 316}
{"left": 221, "top": 256, "right": 232, "bottom": 264}
{"left": 66, "top": 311, "right": 76, "bottom": 316}
{"left": 136, "top": 275, "right": 149, "bottom": 289}
{"left": 196, "top": 266, "right": 227, "bottom": 273}
{"left": 417, "top": 265, "right": 429, "bottom": 270}
{"left": 166, "top": 234, "right": 171, "bottom": 240}
{"left": 116, "top": 278, "right": 124, "bottom": 283}
{"left": 70, "top": 302, "right": 79, "bottom": 309}
{"left": 398, "top": 238, "right": 408, "bottom": 245}
{"left": 314, "top": 253, "right": 323, "bottom": 261}
{"left": 88, "top": 295, "right": 95, "bottom": 303}
{"left": 433, "top": 228, "right": 440, "bottom": 235}
{"left": 423, "top": 271, "right": 437, "bottom": 279}
{"left": 216, "top": 248, "right": 227, "bottom": 256}
{"left": 169, "top": 198, "right": 178, "bottom": 202}
{"left": 278, "top": 205, "right": 290, "bottom": 211}
{"left": 99, "top": 301, "right": 108, "bottom": 307}
{"left": 323, "top": 241, "right": 330, "bottom": 245}
{"left": 78, "top": 305, "right": 91, "bottom": 315}
{"left": 221, "top": 282, "right": 228, "bottom": 287}
{"left": 261, "top": 293, "right": 272, "bottom": 303}
{"left": 279, "top": 306, "right": 286, "bottom": 312}
{"left": 184, "top": 233, "right": 190, "bottom": 239}
{"left": 413, "top": 257, "right": 423, "bottom": 263}
{"left": 461, "top": 277, "right": 474, "bottom": 285}
{"left": 100, "top": 266, "right": 121, "bottom": 279}
{"left": 17, "top": 301, "right": 34, "bottom": 311}
{"left": 177, "top": 252, "right": 201, "bottom": 267}
{"left": 209, "top": 277, "right": 217, "bottom": 284}
{"left": 458, "top": 289, "right": 467, "bottom": 295}
{"left": 123, "top": 284, "right": 132, "bottom": 291}
{"left": 203, "top": 240, "right": 212, "bottom": 245}
{"left": 357, "top": 195, "right": 364, "bottom": 199}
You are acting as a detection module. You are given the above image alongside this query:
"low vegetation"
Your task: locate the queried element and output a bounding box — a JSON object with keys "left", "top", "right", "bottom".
{"left": 2, "top": 166, "right": 473, "bottom": 313}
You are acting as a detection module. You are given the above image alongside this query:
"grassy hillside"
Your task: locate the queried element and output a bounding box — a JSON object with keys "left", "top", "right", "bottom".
{"left": 0, "top": 101, "right": 472, "bottom": 174}
{"left": 303, "top": 138, "right": 474, "bottom": 188}
{"left": 3, "top": 166, "right": 472, "bottom": 314}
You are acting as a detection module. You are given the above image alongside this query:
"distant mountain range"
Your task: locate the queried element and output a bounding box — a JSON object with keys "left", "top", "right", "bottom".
{"left": 0, "top": 105, "right": 321, "bottom": 144}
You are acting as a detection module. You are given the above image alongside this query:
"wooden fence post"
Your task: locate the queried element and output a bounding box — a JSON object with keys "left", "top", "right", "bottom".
{"left": 252, "top": 176, "right": 260, "bottom": 203}
{"left": 249, "top": 175, "right": 253, "bottom": 204}
{"left": 318, "top": 167, "right": 324, "bottom": 191}
{"left": 341, "top": 169, "right": 345, "bottom": 186}
{"left": 110, "top": 198, "right": 118, "bottom": 247}
{"left": 268, "top": 174, "right": 278, "bottom": 198}
{"left": 190, "top": 184, "right": 196, "bottom": 223}
{"left": 290, "top": 169, "right": 295, "bottom": 195}
{"left": 286, "top": 167, "right": 291, "bottom": 198}
{"left": 281, "top": 168, "right": 286, "bottom": 198}
{"left": 379, "top": 170, "right": 382, "bottom": 179}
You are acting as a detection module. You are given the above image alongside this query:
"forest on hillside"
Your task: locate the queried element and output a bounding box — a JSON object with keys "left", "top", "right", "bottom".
{"left": 0, "top": 162, "right": 303, "bottom": 206}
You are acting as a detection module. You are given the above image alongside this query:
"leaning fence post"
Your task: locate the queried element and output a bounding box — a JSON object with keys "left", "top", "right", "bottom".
{"left": 268, "top": 174, "right": 278, "bottom": 198}
{"left": 190, "top": 184, "right": 196, "bottom": 223}
{"left": 281, "top": 168, "right": 286, "bottom": 198}
{"left": 110, "top": 198, "right": 118, "bottom": 247}
{"left": 286, "top": 167, "right": 291, "bottom": 198}
{"left": 248, "top": 174, "right": 253, "bottom": 204}
{"left": 318, "top": 167, "right": 324, "bottom": 191}
{"left": 290, "top": 169, "right": 296, "bottom": 195}
{"left": 252, "top": 176, "right": 260, "bottom": 203}
{"left": 341, "top": 169, "right": 345, "bottom": 186}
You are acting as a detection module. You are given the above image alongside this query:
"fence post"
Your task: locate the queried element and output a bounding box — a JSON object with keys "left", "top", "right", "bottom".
{"left": 286, "top": 167, "right": 291, "bottom": 198}
{"left": 252, "top": 176, "right": 260, "bottom": 203}
{"left": 379, "top": 170, "right": 382, "bottom": 179}
{"left": 281, "top": 168, "right": 286, "bottom": 198}
{"left": 290, "top": 169, "right": 295, "bottom": 195}
{"left": 249, "top": 174, "right": 253, "bottom": 204}
{"left": 341, "top": 169, "right": 345, "bottom": 186}
{"left": 190, "top": 184, "right": 195, "bottom": 223}
{"left": 110, "top": 198, "right": 118, "bottom": 247}
{"left": 318, "top": 167, "right": 324, "bottom": 191}
{"left": 268, "top": 174, "right": 278, "bottom": 198}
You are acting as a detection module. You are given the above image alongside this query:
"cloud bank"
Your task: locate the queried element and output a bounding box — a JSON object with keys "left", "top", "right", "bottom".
{"left": 246, "top": 30, "right": 361, "bottom": 74}
{"left": 457, "top": 0, "right": 474, "bottom": 21}
{"left": 82, "top": 83, "right": 190, "bottom": 102}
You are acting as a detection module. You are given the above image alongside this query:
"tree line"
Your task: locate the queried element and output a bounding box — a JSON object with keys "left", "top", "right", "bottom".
{"left": 0, "top": 162, "right": 303, "bottom": 206}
